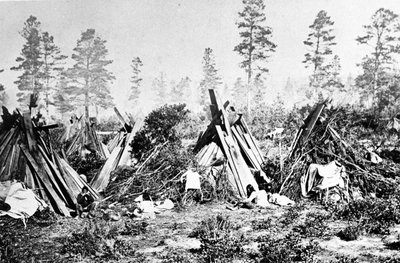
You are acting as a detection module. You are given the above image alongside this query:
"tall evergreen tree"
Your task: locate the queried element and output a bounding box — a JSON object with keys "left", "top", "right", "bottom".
{"left": 355, "top": 8, "right": 400, "bottom": 108}
{"left": 65, "top": 29, "right": 115, "bottom": 119}
{"left": 303, "top": 10, "right": 337, "bottom": 94}
{"left": 199, "top": 48, "right": 221, "bottom": 106}
{"left": 11, "top": 16, "right": 43, "bottom": 108}
{"left": 129, "top": 57, "right": 143, "bottom": 103}
{"left": 53, "top": 75, "right": 75, "bottom": 116}
{"left": 171, "top": 77, "right": 191, "bottom": 104}
{"left": 324, "top": 55, "right": 344, "bottom": 94}
{"left": 41, "top": 31, "right": 67, "bottom": 116}
{"left": 234, "top": 0, "right": 276, "bottom": 83}
{"left": 0, "top": 69, "right": 5, "bottom": 106}
{"left": 232, "top": 77, "right": 247, "bottom": 107}
{"left": 152, "top": 72, "right": 167, "bottom": 105}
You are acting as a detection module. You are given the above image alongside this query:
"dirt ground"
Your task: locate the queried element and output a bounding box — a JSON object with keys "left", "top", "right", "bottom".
{"left": 1, "top": 201, "right": 400, "bottom": 263}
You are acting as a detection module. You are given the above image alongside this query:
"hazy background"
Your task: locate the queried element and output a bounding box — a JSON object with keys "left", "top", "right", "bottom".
{"left": 1, "top": 0, "right": 399, "bottom": 116}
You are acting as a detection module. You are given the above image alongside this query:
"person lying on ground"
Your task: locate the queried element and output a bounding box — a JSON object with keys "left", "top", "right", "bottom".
{"left": 76, "top": 186, "right": 96, "bottom": 218}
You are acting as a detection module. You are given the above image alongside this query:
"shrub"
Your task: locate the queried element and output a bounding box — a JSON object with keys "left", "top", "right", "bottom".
{"left": 130, "top": 104, "right": 189, "bottom": 160}
{"left": 121, "top": 220, "right": 148, "bottom": 236}
{"left": 67, "top": 152, "right": 105, "bottom": 183}
{"left": 337, "top": 224, "right": 360, "bottom": 241}
{"left": 279, "top": 205, "right": 303, "bottom": 225}
{"left": 255, "top": 233, "right": 320, "bottom": 263}
{"left": 161, "top": 248, "right": 198, "bottom": 263}
{"left": 59, "top": 219, "right": 124, "bottom": 259}
{"left": 293, "top": 211, "right": 330, "bottom": 238}
{"left": 252, "top": 218, "right": 273, "bottom": 231}
{"left": 191, "top": 215, "right": 248, "bottom": 263}
{"left": 333, "top": 197, "right": 400, "bottom": 235}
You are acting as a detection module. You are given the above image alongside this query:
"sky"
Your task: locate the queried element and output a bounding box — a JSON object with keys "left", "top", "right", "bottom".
{"left": 0, "top": 0, "right": 400, "bottom": 116}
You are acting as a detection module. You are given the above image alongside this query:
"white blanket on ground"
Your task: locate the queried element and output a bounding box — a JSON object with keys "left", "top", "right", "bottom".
{"left": 0, "top": 181, "right": 47, "bottom": 221}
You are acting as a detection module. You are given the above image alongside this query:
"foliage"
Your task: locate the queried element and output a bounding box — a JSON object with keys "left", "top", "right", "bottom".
{"left": 41, "top": 31, "right": 67, "bottom": 114}
{"left": 152, "top": 72, "right": 168, "bottom": 106}
{"left": 161, "top": 248, "right": 198, "bottom": 263}
{"left": 199, "top": 48, "right": 222, "bottom": 106}
{"left": 120, "top": 220, "right": 148, "bottom": 236}
{"left": 53, "top": 75, "right": 75, "bottom": 115}
{"left": 255, "top": 233, "right": 321, "bottom": 263}
{"left": 171, "top": 77, "right": 191, "bottom": 105}
{"left": 355, "top": 8, "right": 400, "bottom": 109}
{"left": 67, "top": 152, "right": 105, "bottom": 183}
{"left": 192, "top": 215, "right": 248, "bottom": 263}
{"left": 333, "top": 196, "right": 400, "bottom": 235}
{"left": 65, "top": 28, "right": 115, "bottom": 118}
{"left": 279, "top": 205, "right": 303, "bottom": 225}
{"left": 234, "top": 0, "right": 277, "bottom": 82}
{"left": 11, "top": 16, "right": 43, "bottom": 107}
{"left": 337, "top": 224, "right": 360, "bottom": 241}
{"left": 303, "top": 10, "right": 341, "bottom": 95}
{"left": 130, "top": 103, "right": 189, "bottom": 160}
{"left": 293, "top": 211, "right": 330, "bottom": 238}
{"left": 251, "top": 217, "right": 273, "bottom": 230}
{"left": 129, "top": 56, "right": 143, "bottom": 103}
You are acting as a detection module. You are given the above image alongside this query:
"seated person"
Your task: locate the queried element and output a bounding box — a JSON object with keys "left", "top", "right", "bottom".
{"left": 240, "top": 184, "right": 271, "bottom": 209}
{"left": 76, "top": 186, "right": 95, "bottom": 218}
{"left": 133, "top": 192, "right": 156, "bottom": 219}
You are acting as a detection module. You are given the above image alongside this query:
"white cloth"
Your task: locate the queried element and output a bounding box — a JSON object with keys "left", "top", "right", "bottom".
{"left": 183, "top": 170, "right": 201, "bottom": 191}
{"left": 301, "top": 161, "right": 348, "bottom": 198}
{"left": 269, "top": 193, "right": 295, "bottom": 206}
{"left": 0, "top": 182, "right": 47, "bottom": 222}
{"left": 256, "top": 190, "right": 270, "bottom": 208}
{"left": 138, "top": 200, "right": 155, "bottom": 219}
{"left": 155, "top": 199, "right": 174, "bottom": 211}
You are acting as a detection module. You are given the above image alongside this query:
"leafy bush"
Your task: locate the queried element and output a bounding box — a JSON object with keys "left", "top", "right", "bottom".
{"left": 279, "top": 205, "right": 303, "bottom": 225}
{"left": 252, "top": 218, "right": 273, "bottom": 230}
{"left": 161, "top": 248, "right": 198, "bottom": 263}
{"left": 337, "top": 224, "right": 360, "bottom": 241}
{"left": 255, "top": 233, "right": 320, "bottom": 263}
{"left": 333, "top": 197, "right": 400, "bottom": 235}
{"left": 293, "top": 211, "right": 330, "bottom": 238}
{"left": 121, "top": 220, "right": 148, "bottom": 236}
{"left": 191, "top": 215, "right": 248, "bottom": 263}
{"left": 130, "top": 104, "right": 189, "bottom": 160}
{"left": 67, "top": 152, "right": 105, "bottom": 183}
{"left": 59, "top": 219, "right": 134, "bottom": 260}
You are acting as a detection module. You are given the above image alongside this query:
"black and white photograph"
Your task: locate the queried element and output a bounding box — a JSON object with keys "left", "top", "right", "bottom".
{"left": 1, "top": 0, "right": 400, "bottom": 262}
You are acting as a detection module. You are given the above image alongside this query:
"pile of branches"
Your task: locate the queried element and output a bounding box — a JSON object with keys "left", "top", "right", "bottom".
{"left": 277, "top": 106, "right": 399, "bottom": 201}
{"left": 105, "top": 142, "right": 195, "bottom": 203}
{"left": 103, "top": 104, "right": 203, "bottom": 204}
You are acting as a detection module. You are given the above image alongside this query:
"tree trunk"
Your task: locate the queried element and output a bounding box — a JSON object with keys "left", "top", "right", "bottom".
{"left": 85, "top": 78, "right": 89, "bottom": 120}
{"left": 247, "top": 26, "right": 253, "bottom": 119}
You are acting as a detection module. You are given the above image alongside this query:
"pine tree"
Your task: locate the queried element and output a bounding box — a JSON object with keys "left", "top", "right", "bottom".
{"left": 199, "top": 48, "right": 221, "bottom": 106}
{"left": 11, "top": 16, "right": 43, "bottom": 108}
{"left": 171, "top": 77, "right": 191, "bottom": 104}
{"left": 41, "top": 31, "right": 67, "bottom": 116}
{"left": 0, "top": 69, "right": 5, "bottom": 106}
{"left": 252, "top": 78, "right": 266, "bottom": 107}
{"left": 355, "top": 8, "right": 400, "bottom": 109}
{"left": 324, "top": 55, "right": 344, "bottom": 94}
{"left": 53, "top": 75, "right": 75, "bottom": 115}
{"left": 232, "top": 77, "right": 247, "bottom": 107}
{"left": 152, "top": 72, "right": 167, "bottom": 105}
{"left": 303, "top": 10, "right": 337, "bottom": 95}
{"left": 129, "top": 57, "right": 143, "bottom": 103}
{"left": 222, "top": 83, "right": 232, "bottom": 101}
{"left": 65, "top": 29, "right": 115, "bottom": 119}
{"left": 234, "top": 0, "right": 276, "bottom": 83}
